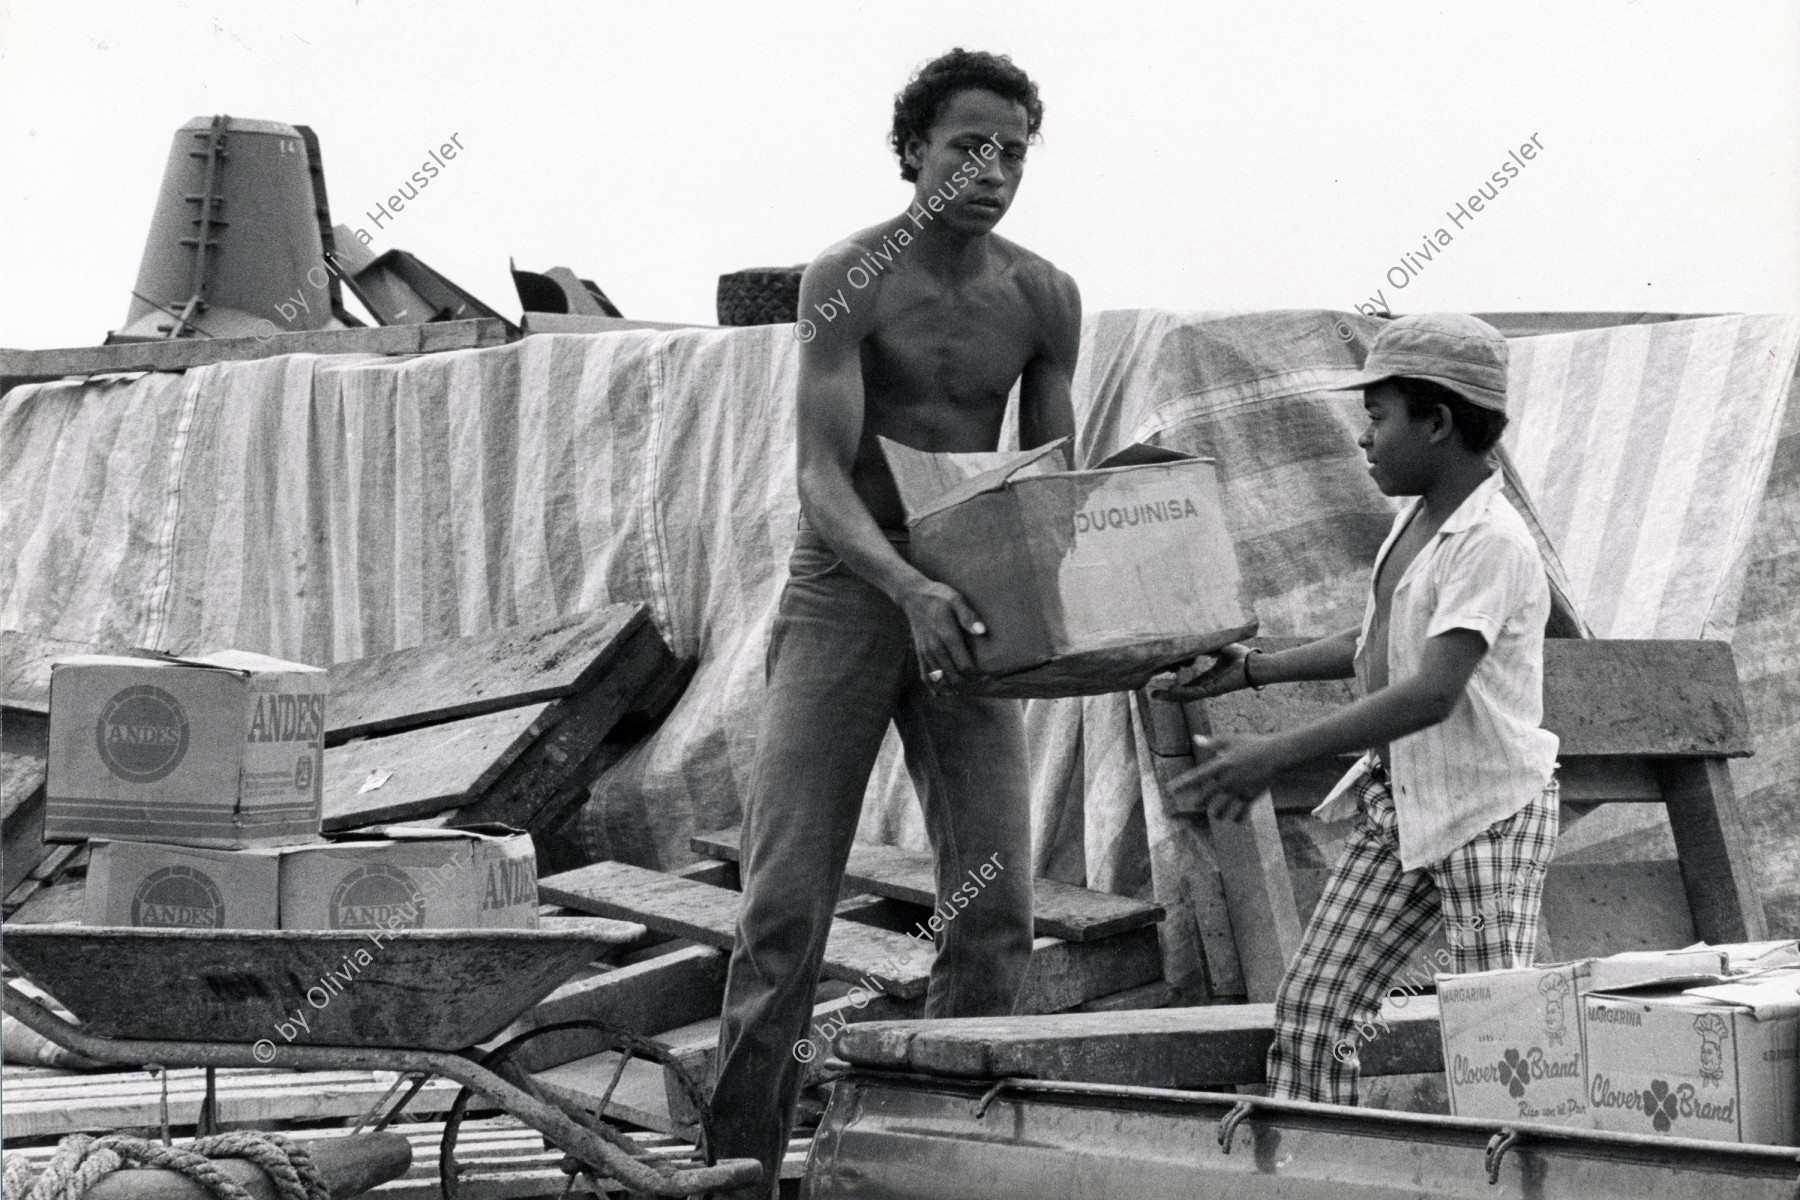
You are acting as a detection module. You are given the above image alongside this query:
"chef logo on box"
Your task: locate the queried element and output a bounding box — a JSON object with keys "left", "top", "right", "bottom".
{"left": 1540, "top": 973, "right": 1570, "bottom": 1046}
{"left": 1695, "top": 1014, "right": 1728, "bottom": 1087}
{"left": 331, "top": 864, "right": 426, "bottom": 929}
{"left": 132, "top": 864, "right": 224, "bottom": 927}
{"left": 95, "top": 685, "right": 191, "bottom": 782}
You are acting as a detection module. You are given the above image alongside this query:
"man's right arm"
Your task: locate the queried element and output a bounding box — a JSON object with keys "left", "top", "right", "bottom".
{"left": 794, "top": 249, "right": 985, "bottom": 681}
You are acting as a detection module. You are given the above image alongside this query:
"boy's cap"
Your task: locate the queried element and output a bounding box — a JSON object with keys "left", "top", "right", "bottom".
{"left": 1343, "top": 312, "right": 1510, "bottom": 413}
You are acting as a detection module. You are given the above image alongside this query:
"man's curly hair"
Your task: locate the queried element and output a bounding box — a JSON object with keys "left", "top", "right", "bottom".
{"left": 889, "top": 49, "right": 1044, "bottom": 182}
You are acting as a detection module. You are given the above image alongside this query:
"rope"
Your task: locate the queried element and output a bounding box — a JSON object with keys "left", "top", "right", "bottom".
{"left": 1, "top": 1131, "right": 328, "bottom": 1200}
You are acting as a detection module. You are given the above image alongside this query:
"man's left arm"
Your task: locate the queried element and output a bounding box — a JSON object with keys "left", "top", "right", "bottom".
{"left": 1017, "top": 268, "right": 1081, "bottom": 450}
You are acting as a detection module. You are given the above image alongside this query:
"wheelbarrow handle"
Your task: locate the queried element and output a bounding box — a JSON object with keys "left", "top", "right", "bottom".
{"left": 1, "top": 981, "right": 761, "bottom": 1198}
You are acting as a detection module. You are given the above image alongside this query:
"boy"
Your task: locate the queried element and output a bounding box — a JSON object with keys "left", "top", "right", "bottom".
{"left": 1159, "top": 312, "right": 1559, "bottom": 1103}
{"left": 708, "top": 49, "right": 1080, "bottom": 1195}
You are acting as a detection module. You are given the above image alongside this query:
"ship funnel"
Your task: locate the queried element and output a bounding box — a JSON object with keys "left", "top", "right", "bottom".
{"left": 114, "top": 115, "right": 357, "bottom": 341}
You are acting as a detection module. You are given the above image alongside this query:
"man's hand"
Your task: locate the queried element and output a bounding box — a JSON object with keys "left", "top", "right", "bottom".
{"left": 1154, "top": 643, "right": 1254, "bottom": 703}
{"left": 1174, "top": 732, "right": 1286, "bottom": 822}
{"left": 899, "top": 580, "right": 986, "bottom": 685}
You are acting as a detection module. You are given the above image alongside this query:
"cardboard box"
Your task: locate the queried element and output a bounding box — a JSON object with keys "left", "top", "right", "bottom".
{"left": 1692, "top": 940, "right": 1800, "bottom": 973}
{"left": 279, "top": 825, "right": 538, "bottom": 930}
{"left": 879, "top": 437, "right": 1257, "bottom": 697}
{"left": 1438, "top": 947, "right": 1729, "bottom": 1126}
{"left": 83, "top": 839, "right": 282, "bottom": 929}
{"left": 46, "top": 650, "right": 327, "bottom": 848}
{"left": 1584, "top": 968, "right": 1800, "bottom": 1144}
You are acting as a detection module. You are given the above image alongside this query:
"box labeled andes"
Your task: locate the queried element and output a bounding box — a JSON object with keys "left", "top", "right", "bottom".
{"left": 879, "top": 436, "right": 1256, "bottom": 698}
{"left": 83, "top": 839, "right": 283, "bottom": 929}
{"left": 46, "top": 650, "right": 327, "bottom": 848}
{"left": 278, "top": 825, "right": 538, "bottom": 930}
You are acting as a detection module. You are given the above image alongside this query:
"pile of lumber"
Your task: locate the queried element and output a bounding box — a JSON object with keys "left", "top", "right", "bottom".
{"left": 501, "top": 832, "right": 1170, "bottom": 1139}
{"left": 0, "top": 605, "right": 691, "bottom": 920}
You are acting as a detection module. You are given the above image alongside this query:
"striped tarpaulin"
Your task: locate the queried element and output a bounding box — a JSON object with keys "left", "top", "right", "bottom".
{"left": 3, "top": 310, "right": 1796, "bottom": 949}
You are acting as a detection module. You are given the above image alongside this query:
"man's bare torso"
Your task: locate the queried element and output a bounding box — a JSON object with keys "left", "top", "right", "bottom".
{"left": 832, "top": 223, "right": 1062, "bottom": 527}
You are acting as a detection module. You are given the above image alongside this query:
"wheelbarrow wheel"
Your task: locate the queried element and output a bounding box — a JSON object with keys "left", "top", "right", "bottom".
{"left": 439, "top": 1019, "right": 719, "bottom": 1200}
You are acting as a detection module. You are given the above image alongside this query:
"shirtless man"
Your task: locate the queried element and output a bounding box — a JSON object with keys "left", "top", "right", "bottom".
{"left": 708, "top": 49, "right": 1080, "bottom": 1195}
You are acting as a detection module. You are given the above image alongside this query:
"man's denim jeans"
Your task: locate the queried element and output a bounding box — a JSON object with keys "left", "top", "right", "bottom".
{"left": 708, "top": 527, "right": 1035, "bottom": 1188}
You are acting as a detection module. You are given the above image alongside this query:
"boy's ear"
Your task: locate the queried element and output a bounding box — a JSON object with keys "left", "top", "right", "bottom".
{"left": 1428, "top": 402, "right": 1456, "bottom": 446}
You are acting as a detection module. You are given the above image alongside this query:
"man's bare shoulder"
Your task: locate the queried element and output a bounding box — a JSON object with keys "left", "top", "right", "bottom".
{"left": 990, "top": 236, "right": 1081, "bottom": 344}
{"left": 807, "top": 222, "right": 900, "bottom": 280}
{"left": 797, "top": 224, "right": 898, "bottom": 340}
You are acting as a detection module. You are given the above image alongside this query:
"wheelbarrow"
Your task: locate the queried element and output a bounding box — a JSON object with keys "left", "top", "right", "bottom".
{"left": 1, "top": 926, "right": 763, "bottom": 1198}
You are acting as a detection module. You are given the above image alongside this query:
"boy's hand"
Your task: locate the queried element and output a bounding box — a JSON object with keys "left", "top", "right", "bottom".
{"left": 1153, "top": 643, "right": 1254, "bottom": 703}
{"left": 1175, "top": 733, "right": 1283, "bottom": 822}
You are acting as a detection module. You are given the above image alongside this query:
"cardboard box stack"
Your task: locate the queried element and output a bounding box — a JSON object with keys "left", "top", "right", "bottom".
{"left": 1437, "top": 948, "right": 1728, "bottom": 1128}
{"left": 1439, "top": 941, "right": 1800, "bottom": 1145}
{"left": 48, "top": 650, "right": 537, "bottom": 930}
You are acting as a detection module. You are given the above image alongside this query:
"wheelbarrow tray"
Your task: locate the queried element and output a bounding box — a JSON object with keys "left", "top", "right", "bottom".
{"left": 1, "top": 926, "right": 629, "bottom": 1052}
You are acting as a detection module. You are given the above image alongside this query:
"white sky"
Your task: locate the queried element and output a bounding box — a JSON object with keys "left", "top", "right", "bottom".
{"left": 1, "top": 0, "right": 1797, "bottom": 348}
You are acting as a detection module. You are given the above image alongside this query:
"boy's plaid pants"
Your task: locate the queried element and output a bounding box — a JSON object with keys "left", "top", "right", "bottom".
{"left": 1264, "top": 764, "right": 1559, "bottom": 1104}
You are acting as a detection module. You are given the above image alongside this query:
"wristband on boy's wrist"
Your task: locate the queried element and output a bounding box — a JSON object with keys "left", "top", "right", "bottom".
{"left": 1242, "top": 648, "right": 1266, "bottom": 691}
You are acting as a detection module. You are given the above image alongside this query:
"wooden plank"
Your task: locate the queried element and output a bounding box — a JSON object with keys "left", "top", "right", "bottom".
{"left": 1660, "top": 757, "right": 1770, "bottom": 942}
{"left": 1017, "top": 928, "right": 1163, "bottom": 1014}
{"left": 8, "top": 879, "right": 81, "bottom": 924}
{"left": 1072, "top": 980, "right": 1179, "bottom": 1013}
{"left": 0, "top": 319, "right": 513, "bottom": 386}
{"left": 528, "top": 653, "right": 697, "bottom": 878}
{"left": 539, "top": 861, "right": 935, "bottom": 999}
{"left": 1203, "top": 792, "right": 1303, "bottom": 1003}
{"left": 1, "top": 753, "right": 48, "bottom": 901}
{"left": 324, "top": 605, "right": 646, "bottom": 745}
{"left": 1153, "top": 701, "right": 1301, "bottom": 1003}
{"left": 834, "top": 997, "right": 1443, "bottom": 1087}
{"left": 1204, "top": 637, "right": 1752, "bottom": 758}
{"left": 1, "top": 711, "right": 47, "bottom": 819}
{"left": 534, "top": 1051, "right": 690, "bottom": 1138}
{"left": 445, "top": 626, "right": 676, "bottom": 832}
{"left": 497, "top": 944, "right": 729, "bottom": 1073}
{"left": 520, "top": 313, "right": 713, "bottom": 334}
{"left": 321, "top": 703, "right": 558, "bottom": 830}
{"left": 2, "top": 1067, "right": 461, "bottom": 1140}
{"left": 1546, "top": 640, "right": 1751, "bottom": 757}
{"left": 1140, "top": 747, "right": 1244, "bottom": 1003}
{"left": 692, "top": 828, "right": 1162, "bottom": 942}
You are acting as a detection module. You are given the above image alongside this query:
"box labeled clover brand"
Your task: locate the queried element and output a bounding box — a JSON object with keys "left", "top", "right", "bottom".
{"left": 1584, "top": 968, "right": 1800, "bottom": 1145}
{"left": 278, "top": 825, "right": 538, "bottom": 931}
{"left": 84, "top": 839, "right": 282, "bottom": 929}
{"left": 46, "top": 651, "right": 327, "bottom": 848}
{"left": 878, "top": 437, "right": 1257, "bottom": 698}
{"left": 1438, "top": 948, "right": 1728, "bottom": 1127}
